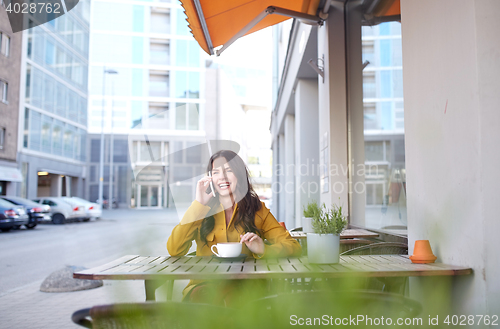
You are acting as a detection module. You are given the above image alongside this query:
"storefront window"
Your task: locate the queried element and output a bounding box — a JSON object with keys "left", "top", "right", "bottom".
{"left": 361, "top": 22, "right": 406, "bottom": 230}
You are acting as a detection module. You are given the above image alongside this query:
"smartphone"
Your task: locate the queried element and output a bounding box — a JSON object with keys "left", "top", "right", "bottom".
{"left": 206, "top": 171, "right": 216, "bottom": 197}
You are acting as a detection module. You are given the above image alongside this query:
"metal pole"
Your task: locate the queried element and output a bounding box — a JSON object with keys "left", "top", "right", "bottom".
{"left": 98, "top": 68, "right": 106, "bottom": 205}
{"left": 108, "top": 80, "right": 114, "bottom": 209}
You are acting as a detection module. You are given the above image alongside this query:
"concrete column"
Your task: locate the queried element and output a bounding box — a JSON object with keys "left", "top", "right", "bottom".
{"left": 317, "top": 3, "right": 349, "bottom": 211}
{"left": 72, "top": 177, "right": 81, "bottom": 197}
{"left": 271, "top": 137, "right": 279, "bottom": 216}
{"left": 294, "top": 79, "right": 320, "bottom": 229}
{"left": 283, "top": 115, "right": 295, "bottom": 229}
{"left": 50, "top": 174, "right": 62, "bottom": 197}
{"left": 28, "top": 166, "right": 38, "bottom": 199}
{"left": 401, "top": 0, "right": 500, "bottom": 314}
{"left": 346, "top": 2, "right": 365, "bottom": 226}
{"left": 65, "top": 176, "right": 71, "bottom": 197}
{"left": 277, "top": 134, "right": 286, "bottom": 223}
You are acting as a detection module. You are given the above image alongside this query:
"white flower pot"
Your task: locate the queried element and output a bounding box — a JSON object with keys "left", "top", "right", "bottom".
{"left": 302, "top": 216, "right": 314, "bottom": 233}
{"left": 307, "top": 233, "right": 340, "bottom": 264}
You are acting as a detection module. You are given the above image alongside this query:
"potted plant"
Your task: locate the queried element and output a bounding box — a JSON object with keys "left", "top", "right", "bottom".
{"left": 302, "top": 201, "right": 321, "bottom": 233}
{"left": 307, "top": 203, "right": 348, "bottom": 264}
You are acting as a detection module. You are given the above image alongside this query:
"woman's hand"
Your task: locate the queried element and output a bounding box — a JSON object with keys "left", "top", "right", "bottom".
{"left": 195, "top": 176, "right": 215, "bottom": 205}
{"left": 240, "top": 232, "right": 265, "bottom": 256}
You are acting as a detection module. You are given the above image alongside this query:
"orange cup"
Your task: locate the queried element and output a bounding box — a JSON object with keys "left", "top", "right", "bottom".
{"left": 279, "top": 222, "right": 287, "bottom": 230}
{"left": 409, "top": 240, "right": 437, "bottom": 264}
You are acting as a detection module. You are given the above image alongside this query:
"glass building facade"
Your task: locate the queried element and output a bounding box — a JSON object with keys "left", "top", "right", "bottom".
{"left": 19, "top": 1, "right": 90, "bottom": 199}
{"left": 362, "top": 22, "right": 406, "bottom": 229}
{"left": 87, "top": 0, "right": 206, "bottom": 208}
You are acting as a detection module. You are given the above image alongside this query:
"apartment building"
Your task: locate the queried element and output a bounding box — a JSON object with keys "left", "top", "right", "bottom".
{"left": 87, "top": 0, "right": 206, "bottom": 208}
{"left": 0, "top": 1, "right": 23, "bottom": 195}
{"left": 17, "top": 1, "right": 90, "bottom": 199}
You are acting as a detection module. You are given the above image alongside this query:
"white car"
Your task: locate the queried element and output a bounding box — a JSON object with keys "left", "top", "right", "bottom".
{"left": 60, "top": 197, "right": 87, "bottom": 221}
{"left": 71, "top": 197, "right": 102, "bottom": 220}
{"left": 33, "top": 197, "right": 75, "bottom": 224}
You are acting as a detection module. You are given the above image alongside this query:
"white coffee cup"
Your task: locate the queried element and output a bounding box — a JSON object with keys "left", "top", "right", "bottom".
{"left": 211, "top": 242, "right": 242, "bottom": 258}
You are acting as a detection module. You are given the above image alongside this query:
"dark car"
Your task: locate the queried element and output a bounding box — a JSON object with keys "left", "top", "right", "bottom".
{"left": 0, "top": 198, "right": 29, "bottom": 232}
{"left": 1, "top": 196, "right": 51, "bottom": 229}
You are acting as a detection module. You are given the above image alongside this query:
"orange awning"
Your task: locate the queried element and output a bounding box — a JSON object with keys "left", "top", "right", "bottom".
{"left": 180, "top": 0, "right": 322, "bottom": 55}
{"left": 180, "top": 0, "right": 401, "bottom": 56}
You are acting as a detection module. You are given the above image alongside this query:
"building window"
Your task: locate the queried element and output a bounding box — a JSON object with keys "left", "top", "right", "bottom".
{"left": 176, "top": 9, "right": 189, "bottom": 35}
{"left": 175, "top": 40, "right": 200, "bottom": 67}
{"left": 140, "top": 141, "right": 161, "bottom": 162}
{"left": 175, "top": 71, "right": 200, "bottom": 98}
{"left": 113, "top": 140, "right": 128, "bottom": 163}
{"left": 0, "top": 127, "right": 5, "bottom": 150}
{"left": 186, "top": 142, "right": 201, "bottom": 164}
{"left": 63, "top": 129, "right": 74, "bottom": 158}
{"left": 150, "top": 10, "right": 171, "bottom": 34}
{"left": 41, "top": 116, "right": 52, "bottom": 153}
{"left": 150, "top": 41, "right": 170, "bottom": 65}
{"left": 52, "top": 121, "right": 63, "bottom": 155}
{"left": 149, "top": 73, "right": 169, "bottom": 97}
{"left": 173, "top": 103, "right": 200, "bottom": 131}
{"left": 358, "top": 22, "right": 406, "bottom": 230}
{"left": 0, "top": 80, "right": 7, "bottom": 103}
{"left": 0, "top": 32, "right": 10, "bottom": 57}
{"left": 148, "top": 103, "right": 169, "bottom": 129}
{"left": 23, "top": 108, "right": 29, "bottom": 148}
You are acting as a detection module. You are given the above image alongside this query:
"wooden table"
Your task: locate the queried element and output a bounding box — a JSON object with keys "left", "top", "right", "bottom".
{"left": 290, "top": 228, "right": 379, "bottom": 240}
{"left": 74, "top": 254, "right": 472, "bottom": 300}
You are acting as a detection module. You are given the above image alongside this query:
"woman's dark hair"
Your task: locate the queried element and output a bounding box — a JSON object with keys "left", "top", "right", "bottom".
{"left": 199, "top": 150, "right": 262, "bottom": 244}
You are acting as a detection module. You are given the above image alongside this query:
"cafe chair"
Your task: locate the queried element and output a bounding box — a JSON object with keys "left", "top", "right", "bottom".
{"left": 72, "top": 302, "right": 234, "bottom": 329}
{"left": 381, "top": 225, "right": 407, "bottom": 230}
{"left": 340, "top": 242, "right": 409, "bottom": 295}
{"left": 241, "top": 290, "right": 422, "bottom": 328}
{"left": 340, "top": 242, "right": 408, "bottom": 256}
{"left": 340, "top": 238, "right": 374, "bottom": 253}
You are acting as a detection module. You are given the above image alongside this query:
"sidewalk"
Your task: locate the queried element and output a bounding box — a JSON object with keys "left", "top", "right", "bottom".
{"left": 0, "top": 277, "right": 189, "bottom": 328}
{"left": 0, "top": 207, "right": 188, "bottom": 329}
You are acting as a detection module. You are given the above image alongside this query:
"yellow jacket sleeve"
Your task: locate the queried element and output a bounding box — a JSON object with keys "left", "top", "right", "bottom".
{"left": 167, "top": 200, "right": 211, "bottom": 256}
{"left": 253, "top": 205, "right": 302, "bottom": 258}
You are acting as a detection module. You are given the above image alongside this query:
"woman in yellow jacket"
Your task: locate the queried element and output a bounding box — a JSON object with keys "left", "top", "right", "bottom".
{"left": 167, "top": 150, "right": 301, "bottom": 305}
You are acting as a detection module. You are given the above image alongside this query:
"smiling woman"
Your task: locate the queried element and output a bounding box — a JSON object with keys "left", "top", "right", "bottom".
{"left": 167, "top": 150, "right": 301, "bottom": 305}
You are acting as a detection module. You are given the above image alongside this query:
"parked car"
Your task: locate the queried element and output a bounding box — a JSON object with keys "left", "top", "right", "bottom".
{"left": 0, "top": 196, "right": 51, "bottom": 228}
{"left": 71, "top": 197, "right": 102, "bottom": 220}
{"left": 32, "top": 197, "right": 75, "bottom": 224}
{"left": 102, "top": 197, "right": 119, "bottom": 209}
{"left": 0, "top": 198, "right": 29, "bottom": 232}
{"left": 60, "top": 197, "right": 87, "bottom": 221}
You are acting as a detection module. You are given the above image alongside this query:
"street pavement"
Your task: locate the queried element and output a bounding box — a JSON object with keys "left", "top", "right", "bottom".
{"left": 0, "top": 208, "right": 190, "bottom": 328}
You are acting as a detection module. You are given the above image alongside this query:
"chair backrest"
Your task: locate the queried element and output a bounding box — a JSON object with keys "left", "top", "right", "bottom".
{"left": 72, "top": 302, "right": 234, "bottom": 329}
{"left": 241, "top": 290, "right": 422, "bottom": 327}
{"left": 339, "top": 238, "right": 375, "bottom": 253}
{"left": 340, "top": 242, "right": 408, "bottom": 256}
{"left": 381, "top": 225, "right": 407, "bottom": 230}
